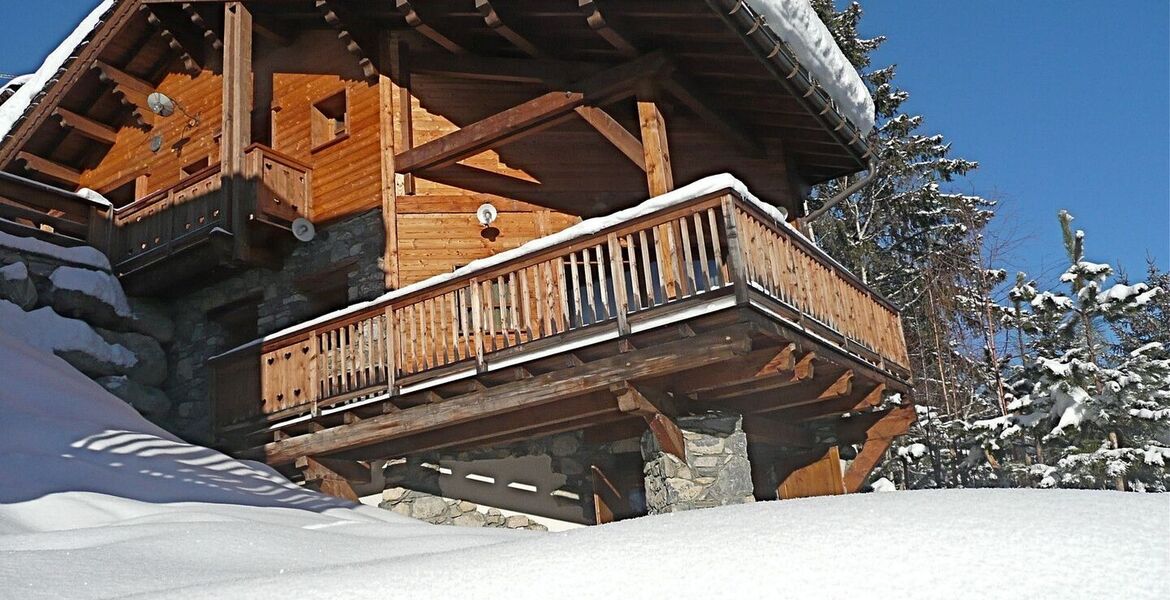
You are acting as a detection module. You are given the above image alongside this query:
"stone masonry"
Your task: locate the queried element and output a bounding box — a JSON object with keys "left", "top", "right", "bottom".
{"left": 642, "top": 411, "right": 755, "bottom": 514}
{"left": 167, "top": 209, "right": 385, "bottom": 441}
{"left": 379, "top": 487, "right": 548, "bottom": 531}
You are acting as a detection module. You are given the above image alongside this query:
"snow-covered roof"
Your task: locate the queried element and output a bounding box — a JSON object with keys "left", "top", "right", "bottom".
{"left": 747, "top": 0, "right": 875, "bottom": 135}
{"left": 0, "top": 1, "right": 116, "bottom": 142}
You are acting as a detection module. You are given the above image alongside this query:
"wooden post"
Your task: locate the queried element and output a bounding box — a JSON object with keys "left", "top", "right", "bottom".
{"left": 396, "top": 41, "right": 415, "bottom": 195}
{"left": 384, "top": 306, "right": 398, "bottom": 392}
{"left": 378, "top": 34, "right": 400, "bottom": 290}
{"left": 721, "top": 196, "right": 749, "bottom": 304}
{"left": 221, "top": 2, "right": 253, "bottom": 258}
{"left": 636, "top": 100, "right": 672, "bottom": 197}
{"left": 777, "top": 446, "right": 845, "bottom": 500}
{"left": 607, "top": 233, "right": 631, "bottom": 336}
{"left": 470, "top": 278, "right": 486, "bottom": 372}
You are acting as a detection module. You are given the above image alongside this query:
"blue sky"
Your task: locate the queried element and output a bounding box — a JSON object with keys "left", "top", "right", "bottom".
{"left": 2, "top": 1, "right": 1167, "bottom": 283}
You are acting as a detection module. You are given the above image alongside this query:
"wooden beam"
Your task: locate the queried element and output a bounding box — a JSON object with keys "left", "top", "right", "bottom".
{"left": 255, "top": 325, "right": 754, "bottom": 465}
{"left": 573, "top": 106, "right": 645, "bottom": 170}
{"left": 476, "top": 0, "right": 544, "bottom": 58}
{"left": 15, "top": 152, "right": 81, "bottom": 187}
{"left": 749, "top": 369, "right": 855, "bottom": 415}
{"left": 221, "top": 1, "right": 252, "bottom": 260}
{"left": 672, "top": 344, "right": 797, "bottom": 396}
{"left": 53, "top": 108, "right": 118, "bottom": 145}
{"left": 777, "top": 446, "right": 845, "bottom": 499}
{"left": 415, "top": 163, "right": 544, "bottom": 206}
{"left": 842, "top": 404, "right": 916, "bottom": 492}
{"left": 637, "top": 100, "right": 673, "bottom": 196}
{"left": 394, "top": 52, "right": 671, "bottom": 174}
{"left": 220, "top": 2, "right": 252, "bottom": 178}
{"left": 92, "top": 60, "right": 153, "bottom": 98}
{"left": 396, "top": 91, "right": 583, "bottom": 174}
{"left": 378, "top": 34, "right": 399, "bottom": 290}
{"left": 613, "top": 381, "right": 675, "bottom": 416}
{"left": 396, "top": 0, "right": 465, "bottom": 54}
{"left": 316, "top": 0, "right": 377, "bottom": 81}
{"left": 775, "top": 380, "right": 884, "bottom": 422}
{"left": 579, "top": 0, "right": 638, "bottom": 57}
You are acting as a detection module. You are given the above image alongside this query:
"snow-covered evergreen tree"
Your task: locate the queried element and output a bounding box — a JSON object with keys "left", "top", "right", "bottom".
{"left": 972, "top": 213, "right": 1170, "bottom": 491}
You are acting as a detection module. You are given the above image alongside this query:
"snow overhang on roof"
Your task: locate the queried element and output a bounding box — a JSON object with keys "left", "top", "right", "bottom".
{"left": 710, "top": 0, "right": 875, "bottom": 147}
{"left": 0, "top": 1, "right": 116, "bottom": 142}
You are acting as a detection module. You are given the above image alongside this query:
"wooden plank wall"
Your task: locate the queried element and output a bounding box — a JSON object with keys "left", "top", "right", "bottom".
{"left": 79, "top": 69, "right": 223, "bottom": 197}
{"left": 269, "top": 74, "right": 381, "bottom": 223}
{"left": 80, "top": 66, "right": 580, "bottom": 288}
{"left": 394, "top": 95, "right": 578, "bottom": 286}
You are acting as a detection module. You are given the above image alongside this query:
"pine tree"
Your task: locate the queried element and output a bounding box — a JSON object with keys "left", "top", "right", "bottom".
{"left": 972, "top": 214, "right": 1170, "bottom": 491}
{"left": 808, "top": 1, "right": 1000, "bottom": 487}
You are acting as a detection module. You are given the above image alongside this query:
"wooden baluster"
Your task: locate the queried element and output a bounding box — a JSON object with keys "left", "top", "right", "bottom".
{"left": 556, "top": 257, "right": 570, "bottom": 334}
{"left": 707, "top": 207, "right": 726, "bottom": 287}
{"left": 608, "top": 233, "right": 631, "bottom": 335}
{"left": 437, "top": 293, "right": 450, "bottom": 364}
{"left": 593, "top": 245, "right": 610, "bottom": 320}
{"left": 386, "top": 307, "right": 398, "bottom": 390}
{"left": 470, "top": 278, "right": 485, "bottom": 372}
{"left": 693, "top": 213, "right": 711, "bottom": 292}
{"left": 582, "top": 249, "right": 597, "bottom": 325}
{"left": 679, "top": 216, "right": 697, "bottom": 297}
{"left": 722, "top": 199, "right": 749, "bottom": 304}
{"left": 532, "top": 266, "right": 546, "bottom": 338}
{"left": 624, "top": 234, "right": 642, "bottom": 310}
{"left": 483, "top": 280, "right": 496, "bottom": 353}
{"left": 448, "top": 292, "right": 460, "bottom": 360}
{"left": 508, "top": 272, "right": 520, "bottom": 344}
{"left": 569, "top": 251, "right": 583, "bottom": 328}
{"left": 518, "top": 269, "right": 533, "bottom": 341}
{"left": 408, "top": 302, "right": 418, "bottom": 375}
{"left": 636, "top": 229, "right": 655, "bottom": 305}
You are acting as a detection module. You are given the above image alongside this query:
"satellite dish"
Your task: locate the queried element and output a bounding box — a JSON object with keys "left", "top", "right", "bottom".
{"left": 147, "top": 92, "right": 176, "bottom": 117}
{"left": 291, "top": 217, "right": 316, "bottom": 242}
{"left": 476, "top": 203, "right": 498, "bottom": 227}
{"left": 148, "top": 134, "right": 163, "bottom": 153}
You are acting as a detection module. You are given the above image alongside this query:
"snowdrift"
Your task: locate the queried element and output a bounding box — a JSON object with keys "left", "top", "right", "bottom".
{"left": 0, "top": 324, "right": 1166, "bottom": 599}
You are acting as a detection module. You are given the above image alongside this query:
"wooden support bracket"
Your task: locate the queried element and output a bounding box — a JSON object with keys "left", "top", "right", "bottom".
{"left": 476, "top": 0, "right": 544, "bottom": 58}
{"left": 53, "top": 108, "right": 118, "bottom": 145}
{"left": 396, "top": 0, "right": 466, "bottom": 54}
{"left": 296, "top": 456, "right": 371, "bottom": 501}
{"left": 579, "top": 0, "right": 638, "bottom": 57}
{"left": 841, "top": 404, "right": 916, "bottom": 492}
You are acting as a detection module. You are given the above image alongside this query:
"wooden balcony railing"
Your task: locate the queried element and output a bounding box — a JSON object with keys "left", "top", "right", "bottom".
{"left": 103, "top": 144, "right": 311, "bottom": 273}
{"left": 211, "top": 182, "right": 910, "bottom": 430}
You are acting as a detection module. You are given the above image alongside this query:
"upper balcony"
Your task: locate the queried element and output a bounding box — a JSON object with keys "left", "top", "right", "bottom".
{"left": 210, "top": 176, "right": 911, "bottom": 472}
{"left": 95, "top": 144, "right": 311, "bottom": 293}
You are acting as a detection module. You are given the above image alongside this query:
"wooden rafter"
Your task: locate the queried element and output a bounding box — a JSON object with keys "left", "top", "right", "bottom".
{"left": 91, "top": 60, "right": 154, "bottom": 128}
{"left": 182, "top": 2, "right": 223, "bottom": 51}
{"left": 296, "top": 456, "right": 370, "bottom": 501}
{"left": 410, "top": 53, "right": 600, "bottom": 86}
{"left": 475, "top": 0, "right": 544, "bottom": 58}
{"left": 316, "top": 0, "right": 377, "bottom": 81}
{"left": 396, "top": 0, "right": 465, "bottom": 54}
{"left": 779, "top": 381, "right": 885, "bottom": 422}
{"left": 15, "top": 152, "right": 81, "bottom": 187}
{"left": 741, "top": 415, "right": 815, "bottom": 448}
{"left": 140, "top": 5, "right": 202, "bottom": 74}
{"left": 579, "top": 0, "right": 638, "bottom": 57}
{"left": 53, "top": 108, "right": 118, "bottom": 146}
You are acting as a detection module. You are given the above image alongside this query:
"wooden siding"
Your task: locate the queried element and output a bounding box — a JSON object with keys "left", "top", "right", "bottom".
{"left": 395, "top": 94, "right": 579, "bottom": 286}
{"left": 79, "top": 69, "right": 223, "bottom": 197}
{"left": 270, "top": 74, "right": 381, "bottom": 223}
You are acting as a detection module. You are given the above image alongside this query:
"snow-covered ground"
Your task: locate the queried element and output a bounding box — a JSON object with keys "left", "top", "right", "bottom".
{"left": 1, "top": 321, "right": 1166, "bottom": 598}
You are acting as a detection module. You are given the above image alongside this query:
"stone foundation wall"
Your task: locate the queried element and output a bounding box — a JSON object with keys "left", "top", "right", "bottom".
{"left": 379, "top": 487, "right": 548, "bottom": 531}
{"left": 642, "top": 411, "right": 755, "bottom": 514}
{"left": 166, "top": 209, "right": 385, "bottom": 441}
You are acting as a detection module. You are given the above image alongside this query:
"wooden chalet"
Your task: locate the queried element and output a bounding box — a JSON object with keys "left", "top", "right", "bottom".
{"left": 0, "top": 0, "right": 914, "bottom": 524}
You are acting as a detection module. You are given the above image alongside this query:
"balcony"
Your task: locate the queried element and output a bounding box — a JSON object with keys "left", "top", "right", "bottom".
{"left": 101, "top": 144, "right": 311, "bottom": 292}
{"left": 210, "top": 176, "right": 911, "bottom": 470}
